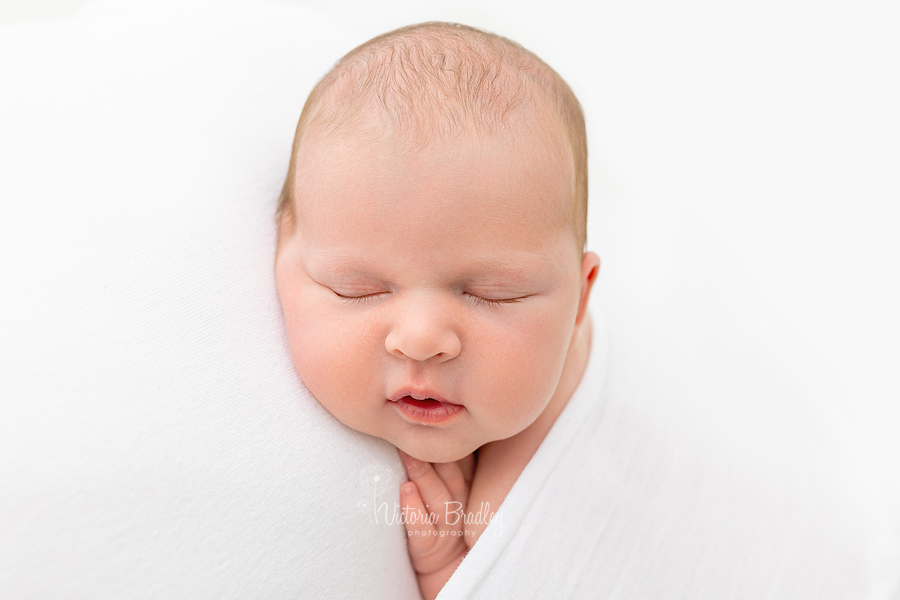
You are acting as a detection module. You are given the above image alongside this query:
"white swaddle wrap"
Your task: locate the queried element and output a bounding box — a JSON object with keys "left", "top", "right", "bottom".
{"left": 439, "top": 294, "right": 896, "bottom": 598}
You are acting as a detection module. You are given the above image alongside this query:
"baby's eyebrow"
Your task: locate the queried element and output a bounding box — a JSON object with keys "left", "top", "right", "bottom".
{"left": 463, "top": 268, "right": 536, "bottom": 287}
{"left": 302, "top": 250, "right": 370, "bottom": 270}
{"left": 461, "top": 254, "right": 558, "bottom": 282}
{"left": 305, "top": 261, "right": 383, "bottom": 281}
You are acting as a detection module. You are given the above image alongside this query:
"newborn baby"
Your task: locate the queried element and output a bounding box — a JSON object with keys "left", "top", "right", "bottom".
{"left": 274, "top": 22, "right": 598, "bottom": 599}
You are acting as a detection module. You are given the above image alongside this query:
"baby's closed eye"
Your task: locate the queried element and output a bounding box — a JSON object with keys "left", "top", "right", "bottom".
{"left": 332, "top": 289, "right": 389, "bottom": 303}
{"left": 463, "top": 292, "right": 529, "bottom": 307}
{"left": 329, "top": 287, "right": 531, "bottom": 307}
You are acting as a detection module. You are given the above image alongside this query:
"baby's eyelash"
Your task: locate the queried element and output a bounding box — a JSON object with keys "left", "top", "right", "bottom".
{"left": 333, "top": 290, "right": 525, "bottom": 306}
{"left": 334, "top": 291, "right": 386, "bottom": 304}
{"left": 465, "top": 293, "right": 525, "bottom": 307}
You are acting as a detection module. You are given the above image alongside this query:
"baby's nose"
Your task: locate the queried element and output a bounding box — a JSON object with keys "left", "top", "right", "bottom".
{"left": 384, "top": 298, "right": 461, "bottom": 363}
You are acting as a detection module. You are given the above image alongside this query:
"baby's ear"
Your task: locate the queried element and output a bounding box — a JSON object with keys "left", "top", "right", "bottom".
{"left": 575, "top": 252, "right": 600, "bottom": 327}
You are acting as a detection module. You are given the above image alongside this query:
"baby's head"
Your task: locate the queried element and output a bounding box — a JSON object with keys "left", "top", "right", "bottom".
{"left": 274, "top": 22, "right": 599, "bottom": 463}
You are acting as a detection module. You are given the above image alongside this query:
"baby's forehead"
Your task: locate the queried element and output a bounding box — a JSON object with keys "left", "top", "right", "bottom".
{"left": 292, "top": 128, "right": 576, "bottom": 253}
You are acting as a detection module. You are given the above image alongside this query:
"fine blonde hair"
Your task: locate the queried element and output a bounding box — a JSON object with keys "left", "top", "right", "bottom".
{"left": 276, "top": 22, "right": 588, "bottom": 250}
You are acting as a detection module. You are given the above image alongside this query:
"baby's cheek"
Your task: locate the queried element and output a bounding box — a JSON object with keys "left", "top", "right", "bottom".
{"left": 297, "top": 312, "right": 384, "bottom": 403}
{"left": 479, "top": 317, "right": 570, "bottom": 429}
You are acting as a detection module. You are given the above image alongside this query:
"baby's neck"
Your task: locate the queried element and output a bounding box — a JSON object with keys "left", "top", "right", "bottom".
{"left": 463, "top": 313, "right": 593, "bottom": 547}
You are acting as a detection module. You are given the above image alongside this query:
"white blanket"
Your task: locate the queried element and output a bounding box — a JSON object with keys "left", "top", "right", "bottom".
{"left": 0, "top": 3, "right": 420, "bottom": 598}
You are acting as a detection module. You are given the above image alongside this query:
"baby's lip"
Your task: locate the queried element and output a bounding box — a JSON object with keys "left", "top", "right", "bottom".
{"left": 388, "top": 388, "right": 460, "bottom": 406}
{"left": 390, "top": 389, "right": 464, "bottom": 425}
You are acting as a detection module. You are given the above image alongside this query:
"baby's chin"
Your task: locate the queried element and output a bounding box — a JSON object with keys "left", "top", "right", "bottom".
{"left": 394, "top": 440, "right": 479, "bottom": 464}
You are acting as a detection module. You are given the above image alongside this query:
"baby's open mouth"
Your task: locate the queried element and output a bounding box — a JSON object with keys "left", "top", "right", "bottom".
{"left": 390, "top": 394, "right": 463, "bottom": 424}
{"left": 401, "top": 396, "right": 444, "bottom": 409}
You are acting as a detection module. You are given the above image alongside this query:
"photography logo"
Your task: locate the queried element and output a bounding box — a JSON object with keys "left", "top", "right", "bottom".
{"left": 356, "top": 461, "right": 504, "bottom": 537}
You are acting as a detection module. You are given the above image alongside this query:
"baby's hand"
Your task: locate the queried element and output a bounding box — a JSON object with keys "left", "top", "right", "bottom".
{"left": 398, "top": 449, "right": 475, "bottom": 600}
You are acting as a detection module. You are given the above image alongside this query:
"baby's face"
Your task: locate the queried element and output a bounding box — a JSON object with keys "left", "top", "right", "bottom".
{"left": 275, "top": 129, "right": 589, "bottom": 463}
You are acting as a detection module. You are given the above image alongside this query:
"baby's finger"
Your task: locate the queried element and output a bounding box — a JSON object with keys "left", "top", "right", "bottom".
{"left": 400, "top": 482, "right": 437, "bottom": 554}
{"left": 398, "top": 450, "right": 456, "bottom": 527}
{"left": 458, "top": 452, "right": 475, "bottom": 485}
{"left": 433, "top": 460, "right": 469, "bottom": 508}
